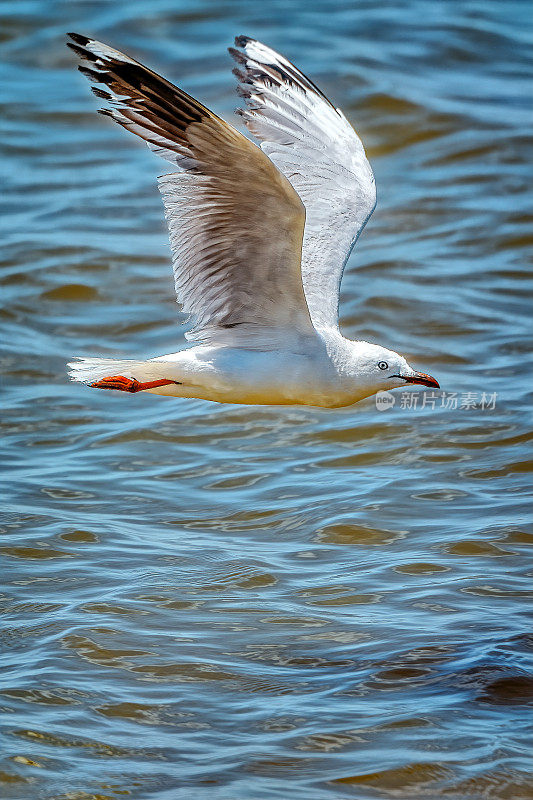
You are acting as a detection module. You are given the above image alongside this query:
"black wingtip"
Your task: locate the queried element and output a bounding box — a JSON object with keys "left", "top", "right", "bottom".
{"left": 235, "top": 84, "right": 252, "bottom": 99}
{"left": 231, "top": 65, "right": 247, "bottom": 83}
{"left": 77, "top": 64, "right": 100, "bottom": 81}
{"left": 67, "top": 41, "right": 97, "bottom": 61}
{"left": 91, "top": 85, "right": 112, "bottom": 100}
{"left": 229, "top": 47, "right": 247, "bottom": 67}
{"left": 67, "top": 32, "right": 91, "bottom": 45}
{"left": 234, "top": 35, "right": 253, "bottom": 48}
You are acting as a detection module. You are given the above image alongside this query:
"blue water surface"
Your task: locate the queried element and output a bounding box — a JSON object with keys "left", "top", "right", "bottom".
{"left": 1, "top": 1, "right": 532, "bottom": 798}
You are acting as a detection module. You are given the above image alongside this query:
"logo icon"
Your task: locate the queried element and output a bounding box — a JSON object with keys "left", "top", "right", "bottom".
{"left": 375, "top": 391, "right": 396, "bottom": 411}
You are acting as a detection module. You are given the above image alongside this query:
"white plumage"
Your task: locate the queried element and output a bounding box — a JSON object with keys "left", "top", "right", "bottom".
{"left": 231, "top": 36, "right": 376, "bottom": 331}
{"left": 66, "top": 33, "right": 438, "bottom": 406}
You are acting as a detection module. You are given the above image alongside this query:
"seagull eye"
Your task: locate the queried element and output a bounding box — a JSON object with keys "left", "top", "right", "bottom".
{"left": 378, "top": 361, "right": 388, "bottom": 370}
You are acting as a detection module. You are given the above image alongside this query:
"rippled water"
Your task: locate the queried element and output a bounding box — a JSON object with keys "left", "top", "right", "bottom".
{"left": 2, "top": 1, "right": 532, "bottom": 798}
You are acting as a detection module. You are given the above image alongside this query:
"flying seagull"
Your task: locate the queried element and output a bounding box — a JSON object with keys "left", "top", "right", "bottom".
{"left": 66, "top": 33, "right": 439, "bottom": 407}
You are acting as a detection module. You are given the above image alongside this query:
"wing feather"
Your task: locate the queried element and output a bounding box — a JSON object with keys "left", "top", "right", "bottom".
{"left": 230, "top": 36, "right": 376, "bottom": 331}
{"left": 67, "top": 33, "right": 315, "bottom": 347}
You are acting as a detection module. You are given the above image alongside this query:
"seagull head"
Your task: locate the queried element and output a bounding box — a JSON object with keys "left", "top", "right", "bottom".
{"left": 350, "top": 342, "right": 439, "bottom": 398}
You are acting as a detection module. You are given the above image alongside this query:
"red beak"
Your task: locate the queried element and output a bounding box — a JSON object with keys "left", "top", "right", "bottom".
{"left": 401, "top": 371, "right": 440, "bottom": 389}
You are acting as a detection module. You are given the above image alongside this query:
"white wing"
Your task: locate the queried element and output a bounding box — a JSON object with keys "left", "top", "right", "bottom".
{"left": 67, "top": 33, "right": 315, "bottom": 348}
{"left": 230, "top": 36, "right": 376, "bottom": 331}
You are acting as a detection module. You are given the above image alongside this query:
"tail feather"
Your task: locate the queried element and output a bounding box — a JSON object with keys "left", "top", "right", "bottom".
{"left": 68, "top": 357, "right": 162, "bottom": 385}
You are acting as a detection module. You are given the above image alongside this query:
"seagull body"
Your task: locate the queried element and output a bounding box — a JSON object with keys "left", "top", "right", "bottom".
{"left": 67, "top": 34, "right": 439, "bottom": 407}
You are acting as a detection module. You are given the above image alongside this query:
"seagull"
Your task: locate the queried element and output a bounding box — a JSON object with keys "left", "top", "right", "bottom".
{"left": 66, "top": 33, "right": 439, "bottom": 407}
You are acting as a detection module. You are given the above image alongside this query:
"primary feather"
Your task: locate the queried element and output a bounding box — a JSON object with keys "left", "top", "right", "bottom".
{"left": 67, "top": 32, "right": 314, "bottom": 347}
{"left": 229, "top": 36, "right": 376, "bottom": 331}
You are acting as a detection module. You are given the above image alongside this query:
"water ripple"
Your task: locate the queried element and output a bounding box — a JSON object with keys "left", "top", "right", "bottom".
{"left": 1, "top": 1, "right": 531, "bottom": 798}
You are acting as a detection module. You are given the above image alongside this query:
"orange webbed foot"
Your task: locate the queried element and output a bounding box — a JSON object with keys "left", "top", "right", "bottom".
{"left": 90, "top": 375, "right": 140, "bottom": 392}
{"left": 90, "top": 376, "right": 179, "bottom": 393}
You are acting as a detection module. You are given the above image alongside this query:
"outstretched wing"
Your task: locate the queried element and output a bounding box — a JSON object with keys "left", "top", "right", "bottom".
{"left": 67, "top": 33, "right": 315, "bottom": 347}
{"left": 230, "top": 36, "right": 376, "bottom": 332}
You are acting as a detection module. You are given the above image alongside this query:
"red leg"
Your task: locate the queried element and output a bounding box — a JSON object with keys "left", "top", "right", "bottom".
{"left": 90, "top": 375, "right": 178, "bottom": 392}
